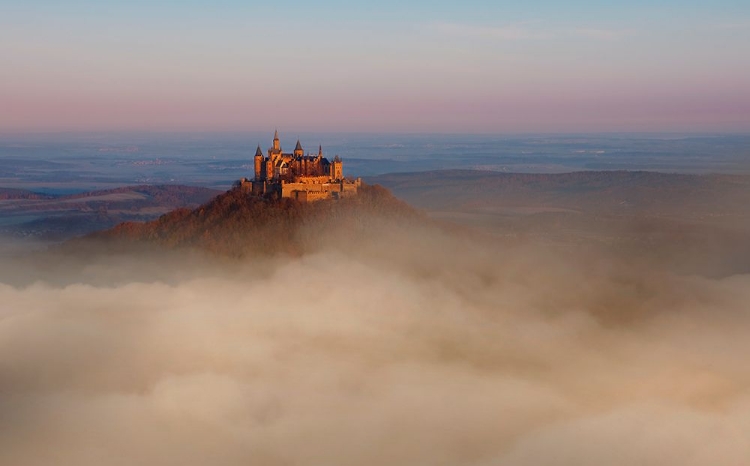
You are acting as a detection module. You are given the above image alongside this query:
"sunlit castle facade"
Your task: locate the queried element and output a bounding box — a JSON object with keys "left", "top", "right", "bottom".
{"left": 240, "top": 130, "right": 360, "bottom": 202}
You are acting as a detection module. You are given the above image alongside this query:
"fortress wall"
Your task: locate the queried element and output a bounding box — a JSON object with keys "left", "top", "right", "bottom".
{"left": 281, "top": 183, "right": 298, "bottom": 198}
{"left": 295, "top": 190, "right": 331, "bottom": 202}
{"left": 283, "top": 182, "right": 334, "bottom": 195}
{"left": 293, "top": 175, "right": 331, "bottom": 184}
{"left": 281, "top": 181, "right": 363, "bottom": 202}
{"left": 249, "top": 178, "right": 358, "bottom": 201}
{"left": 280, "top": 179, "right": 360, "bottom": 200}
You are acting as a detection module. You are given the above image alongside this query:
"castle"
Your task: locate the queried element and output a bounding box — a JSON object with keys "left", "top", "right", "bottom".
{"left": 240, "top": 130, "right": 360, "bottom": 202}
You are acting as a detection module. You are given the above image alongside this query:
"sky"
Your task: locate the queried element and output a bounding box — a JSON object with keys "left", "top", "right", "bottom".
{"left": 1, "top": 0, "right": 749, "bottom": 133}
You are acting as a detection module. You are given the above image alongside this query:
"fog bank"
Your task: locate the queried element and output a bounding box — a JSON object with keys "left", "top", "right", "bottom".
{"left": 1, "top": 224, "right": 749, "bottom": 465}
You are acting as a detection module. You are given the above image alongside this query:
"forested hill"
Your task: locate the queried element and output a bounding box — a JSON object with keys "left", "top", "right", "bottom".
{"left": 77, "top": 184, "right": 421, "bottom": 257}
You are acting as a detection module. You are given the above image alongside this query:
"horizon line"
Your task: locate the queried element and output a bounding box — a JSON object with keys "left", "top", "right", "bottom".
{"left": 2, "top": 129, "right": 750, "bottom": 138}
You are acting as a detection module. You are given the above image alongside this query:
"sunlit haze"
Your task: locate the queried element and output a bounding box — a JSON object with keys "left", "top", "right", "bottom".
{"left": 2, "top": 0, "right": 749, "bottom": 133}
{"left": 2, "top": 3, "right": 750, "bottom": 464}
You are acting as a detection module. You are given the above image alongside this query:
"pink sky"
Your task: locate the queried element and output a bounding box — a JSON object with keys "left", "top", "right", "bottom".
{"left": 2, "top": 2, "right": 749, "bottom": 133}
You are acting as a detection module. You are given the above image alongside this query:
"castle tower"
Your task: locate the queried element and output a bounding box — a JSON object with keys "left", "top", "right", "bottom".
{"left": 294, "top": 139, "right": 303, "bottom": 157}
{"left": 265, "top": 158, "right": 275, "bottom": 180}
{"left": 317, "top": 145, "right": 323, "bottom": 158}
{"left": 254, "top": 144, "right": 264, "bottom": 181}
{"left": 331, "top": 155, "right": 343, "bottom": 180}
{"left": 273, "top": 129, "right": 280, "bottom": 152}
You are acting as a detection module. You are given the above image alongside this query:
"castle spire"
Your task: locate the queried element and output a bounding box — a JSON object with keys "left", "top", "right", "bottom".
{"left": 255, "top": 144, "right": 263, "bottom": 157}
{"left": 272, "top": 129, "right": 280, "bottom": 151}
{"left": 295, "top": 139, "right": 303, "bottom": 151}
{"left": 318, "top": 144, "right": 323, "bottom": 156}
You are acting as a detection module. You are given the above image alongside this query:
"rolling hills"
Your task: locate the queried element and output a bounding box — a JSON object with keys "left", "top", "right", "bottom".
{"left": 0, "top": 185, "right": 221, "bottom": 241}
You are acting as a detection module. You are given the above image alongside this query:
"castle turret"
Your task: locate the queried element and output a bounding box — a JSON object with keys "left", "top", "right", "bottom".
{"left": 318, "top": 145, "right": 323, "bottom": 159}
{"left": 294, "top": 139, "right": 303, "bottom": 157}
{"left": 254, "top": 144, "right": 264, "bottom": 181}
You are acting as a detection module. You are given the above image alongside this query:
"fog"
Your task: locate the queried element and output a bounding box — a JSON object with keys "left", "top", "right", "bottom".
{"left": 1, "top": 221, "right": 749, "bottom": 466}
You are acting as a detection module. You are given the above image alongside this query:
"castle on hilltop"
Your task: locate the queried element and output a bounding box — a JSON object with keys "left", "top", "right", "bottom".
{"left": 240, "top": 130, "right": 360, "bottom": 202}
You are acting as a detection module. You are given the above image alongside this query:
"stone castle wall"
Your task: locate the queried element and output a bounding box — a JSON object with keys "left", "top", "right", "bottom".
{"left": 281, "top": 179, "right": 361, "bottom": 201}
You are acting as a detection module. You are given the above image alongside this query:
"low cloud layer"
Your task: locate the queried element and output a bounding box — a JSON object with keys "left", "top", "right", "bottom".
{"left": 1, "top": 224, "right": 749, "bottom": 465}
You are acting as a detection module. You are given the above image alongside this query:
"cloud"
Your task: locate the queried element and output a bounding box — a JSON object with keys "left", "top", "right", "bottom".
{"left": 1, "top": 223, "right": 750, "bottom": 465}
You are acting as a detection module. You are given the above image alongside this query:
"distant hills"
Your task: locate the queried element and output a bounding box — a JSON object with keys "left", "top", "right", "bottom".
{"left": 368, "top": 170, "right": 750, "bottom": 275}
{"left": 0, "top": 188, "right": 54, "bottom": 200}
{"left": 0, "top": 185, "right": 221, "bottom": 241}
{"left": 368, "top": 170, "right": 750, "bottom": 220}
{"left": 7, "top": 170, "right": 750, "bottom": 275}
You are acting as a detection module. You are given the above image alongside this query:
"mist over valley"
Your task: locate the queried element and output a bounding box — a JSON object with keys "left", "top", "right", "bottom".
{"left": 1, "top": 133, "right": 750, "bottom": 465}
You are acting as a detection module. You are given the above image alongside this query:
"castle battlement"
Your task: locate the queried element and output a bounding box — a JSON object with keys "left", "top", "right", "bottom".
{"left": 240, "top": 131, "right": 360, "bottom": 202}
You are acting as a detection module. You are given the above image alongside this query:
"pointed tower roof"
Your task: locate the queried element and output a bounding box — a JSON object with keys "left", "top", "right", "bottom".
{"left": 318, "top": 144, "right": 323, "bottom": 155}
{"left": 255, "top": 144, "right": 263, "bottom": 157}
{"left": 273, "top": 129, "right": 279, "bottom": 140}
{"left": 295, "top": 139, "right": 303, "bottom": 151}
